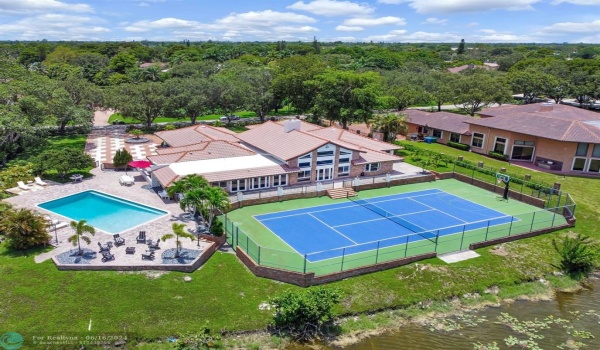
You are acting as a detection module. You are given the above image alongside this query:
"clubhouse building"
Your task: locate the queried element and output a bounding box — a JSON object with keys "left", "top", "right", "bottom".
{"left": 405, "top": 102, "right": 600, "bottom": 175}
{"left": 148, "top": 119, "right": 402, "bottom": 192}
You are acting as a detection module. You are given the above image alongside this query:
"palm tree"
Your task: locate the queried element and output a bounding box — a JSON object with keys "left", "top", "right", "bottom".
{"left": 166, "top": 174, "right": 210, "bottom": 200}
{"left": 368, "top": 113, "right": 408, "bottom": 143}
{"left": 0, "top": 208, "right": 50, "bottom": 250}
{"left": 161, "top": 223, "right": 195, "bottom": 258}
{"left": 179, "top": 187, "right": 209, "bottom": 224}
{"left": 68, "top": 220, "right": 96, "bottom": 255}
{"left": 204, "top": 187, "right": 230, "bottom": 230}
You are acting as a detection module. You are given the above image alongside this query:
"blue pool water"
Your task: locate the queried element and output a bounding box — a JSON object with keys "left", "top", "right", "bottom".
{"left": 38, "top": 190, "right": 168, "bottom": 234}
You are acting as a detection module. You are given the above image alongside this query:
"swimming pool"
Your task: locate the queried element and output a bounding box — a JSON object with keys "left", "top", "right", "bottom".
{"left": 38, "top": 190, "right": 168, "bottom": 234}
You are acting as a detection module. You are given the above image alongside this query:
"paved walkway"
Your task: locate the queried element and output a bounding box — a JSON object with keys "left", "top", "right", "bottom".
{"left": 93, "top": 109, "right": 115, "bottom": 126}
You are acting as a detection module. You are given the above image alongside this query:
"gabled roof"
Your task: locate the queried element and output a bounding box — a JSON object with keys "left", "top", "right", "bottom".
{"left": 155, "top": 125, "right": 240, "bottom": 147}
{"left": 405, "top": 110, "right": 472, "bottom": 135}
{"left": 148, "top": 140, "right": 254, "bottom": 165}
{"left": 201, "top": 164, "right": 300, "bottom": 183}
{"left": 237, "top": 121, "right": 330, "bottom": 161}
{"left": 352, "top": 149, "right": 402, "bottom": 165}
{"left": 152, "top": 166, "right": 180, "bottom": 188}
{"left": 471, "top": 103, "right": 600, "bottom": 143}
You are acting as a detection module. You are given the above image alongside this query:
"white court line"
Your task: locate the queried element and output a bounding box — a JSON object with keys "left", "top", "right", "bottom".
{"left": 332, "top": 209, "right": 437, "bottom": 228}
{"left": 308, "top": 213, "right": 357, "bottom": 244}
{"left": 407, "top": 197, "right": 468, "bottom": 224}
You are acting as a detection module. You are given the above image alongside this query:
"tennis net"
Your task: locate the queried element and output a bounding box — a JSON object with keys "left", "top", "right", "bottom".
{"left": 349, "top": 197, "right": 438, "bottom": 243}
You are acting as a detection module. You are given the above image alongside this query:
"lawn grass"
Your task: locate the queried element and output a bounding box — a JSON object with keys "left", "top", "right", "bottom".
{"left": 108, "top": 106, "right": 299, "bottom": 125}
{"left": 7, "top": 135, "right": 88, "bottom": 166}
{"left": 1, "top": 137, "right": 598, "bottom": 346}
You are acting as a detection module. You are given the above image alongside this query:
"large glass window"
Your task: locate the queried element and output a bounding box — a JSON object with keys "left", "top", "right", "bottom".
{"left": 432, "top": 129, "right": 442, "bottom": 138}
{"left": 299, "top": 161, "right": 311, "bottom": 168}
{"left": 450, "top": 133, "right": 461, "bottom": 143}
{"left": 231, "top": 179, "right": 246, "bottom": 192}
{"left": 338, "top": 165, "right": 350, "bottom": 176}
{"left": 588, "top": 159, "right": 600, "bottom": 173}
{"left": 511, "top": 146, "right": 534, "bottom": 161}
{"left": 494, "top": 137, "right": 507, "bottom": 154}
{"left": 250, "top": 176, "right": 269, "bottom": 190}
{"left": 472, "top": 132, "right": 484, "bottom": 148}
{"left": 316, "top": 159, "right": 333, "bottom": 166}
{"left": 297, "top": 170, "right": 311, "bottom": 181}
{"left": 592, "top": 144, "right": 600, "bottom": 158}
{"left": 317, "top": 150, "right": 334, "bottom": 157}
{"left": 576, "top": 143, "right": 589, "bottom": 157}
{"left": 364, "top": 163, "right": 380, "bottom": 172}
{"left": 273, "top": 174, "right": 288, "bottom": 186}
{"left": 572, "top": 157, "right": 587, "bottom": 171}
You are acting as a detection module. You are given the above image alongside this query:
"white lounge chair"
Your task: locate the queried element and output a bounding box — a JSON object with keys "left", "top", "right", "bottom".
{"left": 35, "top": 177, "right": 48, "bottom": 186}
{"left": 17, "top": 181, "right": 30, "bottom": 191}
{"left": 119, "top": 175, "right": 135, "bottom": 186}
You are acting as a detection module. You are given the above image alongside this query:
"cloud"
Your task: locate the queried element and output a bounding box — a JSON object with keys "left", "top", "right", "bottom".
{"left": 364, "top": 30, "right": 459, "bottom": 42}
{"left": 216, "top": 10, "right": 316, "bottom": 26}
{"left": 341, "top": 16, "right": 406, "bottom": 26}
{"left": 0, "top": 14, "right": 109, "bottom": 40}
{"left": 0, "top": 0, "right": 92, "bottom": 14}
{"left": 124, "top": 18, "right": 198, "bottom": 32}
{"left": 336, "top": 25, "right": 364, "bottom": 31}
{"left": 288, "top": 0, "right": 374, "bottom": 17}
{"left": 421, "top": 17, "right": 448, "bottom": 25}
{"left": 473, "top": 29, "right": 537, "bottom": 42}
{"left": 539, "top": 20, "right": 600, "bottom": 34}
{"left": 376, "top": 0, "right": 408, "bottom": 3}
{"left": 387, "top": 0, "right": 541, "bottom": 13}
{"left": 551, "top": 0, "right": 600, "bottom": 4}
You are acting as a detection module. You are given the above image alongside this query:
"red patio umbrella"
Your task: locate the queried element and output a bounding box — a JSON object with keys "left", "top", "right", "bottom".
{"left": 128, "top": 160, "right": 152, "bottom": 169}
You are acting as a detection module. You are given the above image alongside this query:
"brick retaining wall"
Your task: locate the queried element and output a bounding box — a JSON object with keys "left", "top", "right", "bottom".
{"left": 469, "top": 222, "right": 573, "bottom": 250}
{"left": 236, "top": 248, "right": 436, "bottom": 287}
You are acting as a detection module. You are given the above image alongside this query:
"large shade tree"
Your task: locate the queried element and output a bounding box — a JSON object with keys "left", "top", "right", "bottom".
{"left": 309, "top": 70, "right": 383, "bottom": 129}
{"left": 368, "top": 113, "right": 408, "bottom": 143}
{"left": 108, "top": 82, "right": 167, "bottom": 128}
{"left": 453, "top": 70, "right": 512, "bottom": 116}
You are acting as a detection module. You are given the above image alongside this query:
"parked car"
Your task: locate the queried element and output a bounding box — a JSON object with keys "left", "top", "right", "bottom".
{"left": 219, "top": 115, "right": 241, "bottom": 121}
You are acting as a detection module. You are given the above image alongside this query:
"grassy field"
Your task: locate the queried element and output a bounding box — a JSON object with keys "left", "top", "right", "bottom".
{"left": 1, "top": 138, "right": 598, "bottom": 347}
{"left": 7, "top": 135, "right": 88, "bottom": 166}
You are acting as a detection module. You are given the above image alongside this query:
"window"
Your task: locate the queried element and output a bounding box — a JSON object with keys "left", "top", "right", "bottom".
{"left": 572, "top": 158, "right": 587, "bottom": 171}
{"left": 338, "top": 165, "right": 349, "bottom": 176}
{"left": 231, "top": 179, "right": 246, "bottom": 192}
{"left": 339, "top": 148, "right": 352, "bottom": 155}
{"left": 212, "top": 181, "right": 227, "bottom": 188}
{"left": 450, "top": 133, "right": 461, "bottom": 143}
{"left": 514, "top": 140, "right": 535, "bottom": 146}
{"left": 472, "top": 132, "right": 484, "bottom": 148}
{"left": 317, "top": 150, "right": 334, "bottom": 157}
{"left": 493, "top": 137, "right": 507, "bottom": 154}
{"left": 576, "top": 143, "right": 589, "bottom": 157}
{"left": 299, "top": 161, "right": 311, "bottom": 168}
{"left": 588, "top": 159, "right": 600, "bottom": 173}
{"left": 250, "top": 176, "right": 269, "bottom": 190}
{"left": 273, "top": 174, "right": 287, "bottom": 186}
{"left": 316, "top": 159, "right": 333, "bottom": 166}
{"left": 297, "top": 170, "right": 311, "bottom": 181}
{"left": 511, "top": 146, "right": 535, "bottom": 161}
{"left": 432, "top": 129, "right": 442, "bottom": 138}
{"left": 299, "top": 153, "right": 312, "bottom": 159}
{"left": 364, "top": 163, "right": 380, "bottom": 172}
{"left": 339, "top": 157, "right": 350, "bottom": 164}
{"left": 592, "top": 144, "right": 600, "bottom": 158}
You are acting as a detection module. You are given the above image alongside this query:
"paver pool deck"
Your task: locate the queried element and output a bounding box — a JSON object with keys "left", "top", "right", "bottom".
{"left": 4, "top": 167, "right": 215, "bottom": 269}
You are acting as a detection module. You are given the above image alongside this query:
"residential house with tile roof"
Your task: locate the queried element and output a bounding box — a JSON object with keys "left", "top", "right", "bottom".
{"left": 149, "top": 119, "right": 403, "bottom": 192}
{"left": 404, "top": 110, "right": 473, "bottom": 145}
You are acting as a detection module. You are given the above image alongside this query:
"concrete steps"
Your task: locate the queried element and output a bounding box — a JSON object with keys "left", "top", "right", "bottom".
{"left": 327, "top": 187, "right": 357, "bottom": 199}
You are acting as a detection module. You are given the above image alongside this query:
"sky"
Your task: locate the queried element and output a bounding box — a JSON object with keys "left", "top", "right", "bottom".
{"left": 0, "top": 0, "right": 599, "bottom": 43}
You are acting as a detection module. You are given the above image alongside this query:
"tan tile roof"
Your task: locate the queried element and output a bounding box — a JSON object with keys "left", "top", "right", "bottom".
{"left": 152, "top": 166, "right": 180, "bottom": 188}
{"left": 352, "top": 150, "right": 403, "bottom": 165}
{"left": 405, "top": 110, "right": 472, "bottom": 135}
{"left": 237, "top": 121, "right": 329, "bottom": 161}
{"left": 472, "top": 103, "right": 600, "bottom": 142}
{"left": 337, "top": 128, "right": 402, "bottom": 151}
{"left": 155, "top": 125, "right": 240, "bottom": 147}
{"left": 149, "top": 141, "right": 254, "bottom": 164}
{"left": 202, "top": 164, "right": 300, "bottom": 183}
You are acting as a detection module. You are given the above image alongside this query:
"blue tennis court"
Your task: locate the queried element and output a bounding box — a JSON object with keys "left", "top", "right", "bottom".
{"left": 255, "top": 189, "right": 516, "bottom": 262}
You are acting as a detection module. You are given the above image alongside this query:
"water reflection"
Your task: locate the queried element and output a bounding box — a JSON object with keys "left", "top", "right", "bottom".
{"left": 334, "top": 280, "right": 599, "bottom": 350}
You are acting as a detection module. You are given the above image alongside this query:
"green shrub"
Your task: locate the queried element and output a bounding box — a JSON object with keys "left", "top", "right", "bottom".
{"left": 0, "top": 208, "right": 51, "bottom": 250}
{"left": 488, "top": 151, "right": 508, "bottom": 161}
{"left": 210, "top": 219, "right": 224, "bottom": 237}
{"left": 269, "top": 287, "right": 343, "bottom": 340}
{"left": 447, "top": 141, "right": 470, "bottom": 151}
{"left": 552, "top": 234, "right": 598, "bottom": 277}
{"left": 113, "top": 148, "right": 133, "bottom": 170}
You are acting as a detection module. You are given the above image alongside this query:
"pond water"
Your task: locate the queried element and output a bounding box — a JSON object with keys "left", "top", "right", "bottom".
{"left": 335, "top": 279, "right": 599, "bottom": 350}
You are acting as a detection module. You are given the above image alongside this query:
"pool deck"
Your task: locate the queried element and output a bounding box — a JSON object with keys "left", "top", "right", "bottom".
{"left": 4, "top": 167, "right": 219, "bottom": 271}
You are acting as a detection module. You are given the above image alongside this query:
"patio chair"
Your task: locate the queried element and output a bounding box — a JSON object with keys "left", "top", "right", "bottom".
{"left": 113, "top": 234, "right": 125, "bottom": 246}
{"left": 141, "top": 251, "right": 155, "bottom": 260}
{"left": 136, "top": 231, "right": 146, "bottom": 244}
{"left": 101, "top": 251, "right": 115, "bottom": 262}
{"left": 17, "top": 181, "right": 30, "bottom": 191}
{"left": 35, "top": 177, "right": 48, "bottom": 186}
{"left": 98, "top": 242, "right": 110, "bottom": 252}
{"left": 148, "top": 239, "right": 160, "bottom": 250}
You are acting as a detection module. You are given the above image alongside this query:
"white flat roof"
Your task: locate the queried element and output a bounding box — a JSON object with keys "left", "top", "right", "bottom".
{"left": 169, "top": 154, "right": 281, "bottom": 176}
